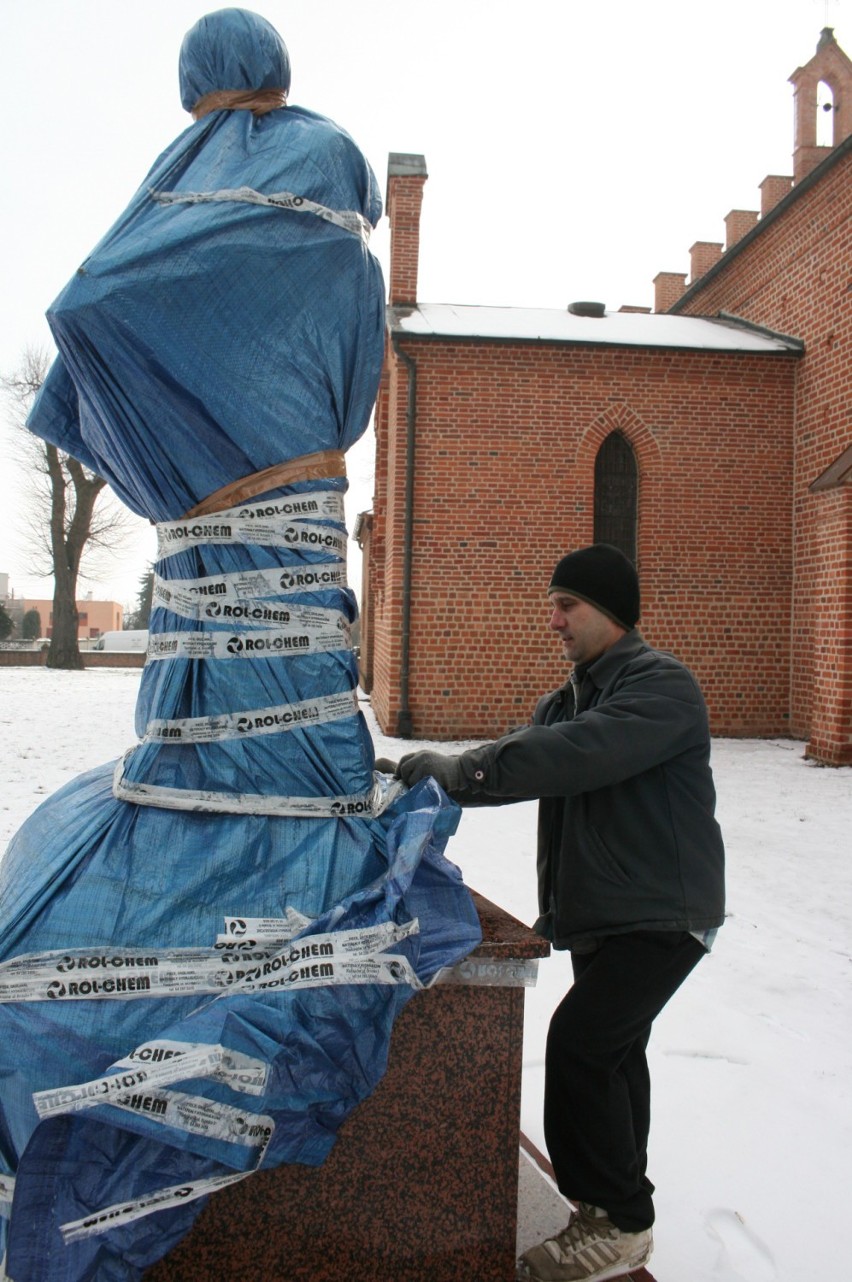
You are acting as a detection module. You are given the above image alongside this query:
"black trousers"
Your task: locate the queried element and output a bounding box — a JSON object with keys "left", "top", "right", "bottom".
{"left": 543, "top": 930, "right": 705, "bottom": 1232}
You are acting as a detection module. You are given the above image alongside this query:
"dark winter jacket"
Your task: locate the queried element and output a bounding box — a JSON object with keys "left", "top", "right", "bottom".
{"left": 449, "top": 630, "right": 726, "bottom": 950}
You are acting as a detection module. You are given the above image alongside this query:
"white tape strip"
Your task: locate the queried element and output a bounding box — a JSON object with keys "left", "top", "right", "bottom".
{"left": 34, "top": 1043, "right": 269, "bottom": 1120}
{"left": 0, "top": 921, "right": 416, "bottom": 978}
{"left": 153, "top": 564, "right": 349, "bottom": 621}
{"left": 112, "top": 760, "right": 403, "bottom": 818}
{"left": 0, "top": 946, "right": 208, "bottom": 976}
{"left": 215, "top": 950, "right": 423, "bottom": 997}
{"left": 110, "top": 1089, "right": 274, "bottom": 1149}
{"left": 61, "top": 1169, "right": 251, "bottom": 1243}
{"left": 201, "top": 919, "right": 425, "bottom": 998}
{"left": 146, "top": 619, "right": 350, "bottom": 662}
{"left": 152, "top": 186, "right": 371, "bottom": 243}
{"left": 33, "top": 1049, "right": 213, "bottom": 1120}
{"left": 114, "top": 1041, "right": 268, "bottom": 1095}
{"left": 0, "top": 945, "right": 245, "bottom": 1003}
{"left": 0, "top": 918, "right": 419, "bottom": 1004}
{"left": 144, "top": 690, "right": 358, "bottom": 745}
{"left": 157, "top": 513, "right": 347, "bottom": 560}
{"left": 437, "top": 958, "right": 540, "bottom": 987}
{"left": 224, "top": 492, "right": 345, "bottom": 523}
{"left": 114, "top": 765, "right": 370, "bottom": 817}
{"left": 155, "top": 588, "right": 353, "bottom": 628}
{"left": 218, "top": 909, "right": 312, "bottom": 942}
{"left": 0, "top": 1173, "right": 13, "bottom": 1217}
{"left": 0, "top": 961, "right": 163, "bottom": 1003}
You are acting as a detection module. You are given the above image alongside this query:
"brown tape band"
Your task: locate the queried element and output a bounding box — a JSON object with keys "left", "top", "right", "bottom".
{"left": 192, "top": 89, "right": 288, "bottom": 121}
{"left": 183, "top": 450, "right": 346, "bottom": 519}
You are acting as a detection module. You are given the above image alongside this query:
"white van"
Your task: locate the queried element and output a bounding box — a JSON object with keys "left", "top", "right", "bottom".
{"left": 93, "top": 630, "right": 149, "bottom": 652}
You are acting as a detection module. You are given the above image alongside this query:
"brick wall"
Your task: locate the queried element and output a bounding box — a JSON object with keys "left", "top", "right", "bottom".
{"left": 0, "top": 651, "right": 145, "bottom": 669}
{"left": 0, "top": 650, "right": 48, "bottom": 667}
{"left": 673, "top": 147, "right": 852, "bottom": 763}
{"left": 371, "top": 338, "right": 797, "bottom": 741}
{"left": 84, "top": 652, "right": 146, "bottom": 669}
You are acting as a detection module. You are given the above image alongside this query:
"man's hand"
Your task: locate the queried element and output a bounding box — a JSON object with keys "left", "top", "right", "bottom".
{"left": 397, "top": 750, "right": 464, "bottom": 793}
{"left": 374, "top": 757, "right": 399, "bottom": 775}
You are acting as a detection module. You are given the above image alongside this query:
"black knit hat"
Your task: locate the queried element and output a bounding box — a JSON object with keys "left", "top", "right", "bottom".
{"left": 548, "top": 544, "right": 640, "bottom": 630}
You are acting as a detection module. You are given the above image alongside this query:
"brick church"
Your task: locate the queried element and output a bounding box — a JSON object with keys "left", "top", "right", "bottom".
{"left": 357, "top": 29, "right": 852, "bottom": 766}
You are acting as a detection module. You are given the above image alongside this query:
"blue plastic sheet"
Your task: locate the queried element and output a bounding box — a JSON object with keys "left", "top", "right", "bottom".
{"left": 0, "top": 11, "right": 480, "bottom": 1280}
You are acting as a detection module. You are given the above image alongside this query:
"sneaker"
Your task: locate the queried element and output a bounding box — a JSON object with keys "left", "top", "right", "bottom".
{"left": 517, "top": 1203, "right": 653, "bottom": 1281}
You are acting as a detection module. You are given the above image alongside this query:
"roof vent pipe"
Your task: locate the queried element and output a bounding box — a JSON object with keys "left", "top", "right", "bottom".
{"left": 567, "top": 301, "right": 606, "bottom": 317}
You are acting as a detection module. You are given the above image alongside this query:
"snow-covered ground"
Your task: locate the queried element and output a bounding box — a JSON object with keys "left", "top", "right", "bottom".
{"left": 0, "top": 666, "right": 849, "bottom": 1281}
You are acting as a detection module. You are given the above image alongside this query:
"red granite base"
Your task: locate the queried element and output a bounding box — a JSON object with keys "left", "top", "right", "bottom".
{"left": 144, "top": 893, "right": 548, "bottom": 1282}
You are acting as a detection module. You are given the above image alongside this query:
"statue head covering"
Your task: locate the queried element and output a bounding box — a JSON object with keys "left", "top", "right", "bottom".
{"left": 179, "top": 7, "right": 292, "bottom": 112}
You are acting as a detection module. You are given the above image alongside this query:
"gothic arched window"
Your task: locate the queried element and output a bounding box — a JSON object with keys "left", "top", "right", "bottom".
{"left": 594, "top": 431, "right": 637, "bottom": 563}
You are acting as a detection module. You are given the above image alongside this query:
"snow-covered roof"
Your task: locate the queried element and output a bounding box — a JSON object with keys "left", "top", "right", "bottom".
{"left": 388, "top": 303, "right": 803, "bottom": 354}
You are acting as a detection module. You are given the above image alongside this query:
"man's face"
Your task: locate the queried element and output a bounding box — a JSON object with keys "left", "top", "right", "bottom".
{"left": 548, "top": 592, "right": 626, "bottom": 666}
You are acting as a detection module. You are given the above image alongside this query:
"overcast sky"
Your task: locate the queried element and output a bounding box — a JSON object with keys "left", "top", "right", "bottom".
{"left": 1, "top": 0, "right": 848, "bottom": 609}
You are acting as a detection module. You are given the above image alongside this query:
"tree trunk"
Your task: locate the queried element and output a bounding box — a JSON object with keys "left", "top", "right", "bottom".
{"left": 43, "top": 446, "right": 106, "bottom": 670}
{"left": 48, "top": 569, "right": 83, "bottom": 669}
{"left": 45, "top": 443, "right": 83, "bottom": 669}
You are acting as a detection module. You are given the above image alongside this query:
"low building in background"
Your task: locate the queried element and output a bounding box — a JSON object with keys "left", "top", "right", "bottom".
{"left": 0, "top": 585, "right": 123, "bottom": 643}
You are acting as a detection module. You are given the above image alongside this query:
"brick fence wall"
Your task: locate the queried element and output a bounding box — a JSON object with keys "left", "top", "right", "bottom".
{"left": 0, "top": 651, "right": 145, "bottom": 670}
{"left": 0, "top": 651, "right": 48, "bottom": 668}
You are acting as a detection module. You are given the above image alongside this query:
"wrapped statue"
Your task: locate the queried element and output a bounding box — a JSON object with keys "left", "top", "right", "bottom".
{"left": 0, "top": 10, "right": 479, "bottom": 1280}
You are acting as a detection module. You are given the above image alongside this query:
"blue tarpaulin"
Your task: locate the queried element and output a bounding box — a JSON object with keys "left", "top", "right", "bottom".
{"left": 0, "top": 11, "right": 480, "bottom": 1279}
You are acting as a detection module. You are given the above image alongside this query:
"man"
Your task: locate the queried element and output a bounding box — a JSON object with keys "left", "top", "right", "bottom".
{"left": 378, "top": 544, "right": 725, "bottom": 1282}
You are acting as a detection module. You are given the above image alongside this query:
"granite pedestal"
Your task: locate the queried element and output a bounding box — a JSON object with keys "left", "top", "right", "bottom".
{"left": 144, "top": 892, "right": 549, "bottom": 1282}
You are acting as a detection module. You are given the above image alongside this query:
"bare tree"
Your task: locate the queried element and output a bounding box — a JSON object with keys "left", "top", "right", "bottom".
{"left": 2, "top": 346, "right": 134, "bottom": 670}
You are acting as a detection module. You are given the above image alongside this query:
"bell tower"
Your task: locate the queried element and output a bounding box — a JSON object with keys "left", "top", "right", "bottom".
{"left": 789, "top": 27, "right": 852, "bottom": 181}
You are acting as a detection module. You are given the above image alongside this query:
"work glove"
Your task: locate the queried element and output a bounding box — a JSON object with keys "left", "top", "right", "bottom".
{"left": 373, "top": 757, "right": 399, "bottom": 775}
{"left": 397, "top": 750, "right": 464, "bottom": 793}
